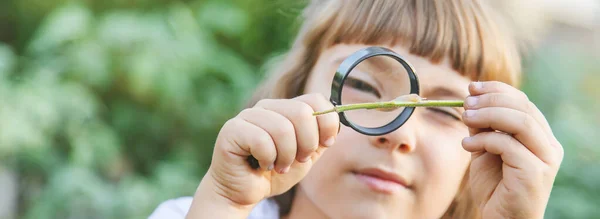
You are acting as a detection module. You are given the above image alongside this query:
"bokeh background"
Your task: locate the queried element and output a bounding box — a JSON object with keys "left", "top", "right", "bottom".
{"left": 0, "top": 0, "right": 598, "bottom": 218}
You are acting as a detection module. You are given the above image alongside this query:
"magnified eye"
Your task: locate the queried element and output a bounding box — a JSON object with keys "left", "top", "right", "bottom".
{"left": 344, "top": 77, "right": 381, "bottom": 98}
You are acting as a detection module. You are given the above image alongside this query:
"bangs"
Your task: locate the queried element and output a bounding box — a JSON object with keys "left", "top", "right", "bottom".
{"left": 301, "top": 0, "right": 521, "bottom": 86}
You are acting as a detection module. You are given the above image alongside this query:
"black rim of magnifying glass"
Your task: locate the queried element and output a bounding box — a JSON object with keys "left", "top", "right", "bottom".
{"left": 330, "top": 46, "right": 420, "bottom": 136}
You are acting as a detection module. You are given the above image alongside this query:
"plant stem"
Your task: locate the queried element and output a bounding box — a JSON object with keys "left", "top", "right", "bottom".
{"left": 313, "top": 100, "right": 464, "bottom": 116}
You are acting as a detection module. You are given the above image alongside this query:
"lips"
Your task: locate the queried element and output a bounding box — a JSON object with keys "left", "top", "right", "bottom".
{"left": 353, "top": 168, "right": 410, "bottom": 194}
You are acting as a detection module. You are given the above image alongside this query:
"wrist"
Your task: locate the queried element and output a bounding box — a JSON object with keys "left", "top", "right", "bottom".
{"left": 185, "top": 173, "right": 255, "bottom": 219}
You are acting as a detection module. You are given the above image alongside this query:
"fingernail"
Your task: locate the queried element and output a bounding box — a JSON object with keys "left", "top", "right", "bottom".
{"left": 464, "top": 110, "right": 476, "bottom": 118}
{"left": 463, "top": 137, "right": 473, "bottom": 144}
{"left": 267, "top": 164, "right": 274, "bottom": 171}
{"left": 472, "top": 82, "right": 483, "bottom": 90}
{"left": 279, "top": 166, "right": 290, "bottom": 174}
{"left": 324, "top": 136, "right": 335, "bottom": 147}
{"left": 465, "top": 96, "right": 478, "bottom": 108}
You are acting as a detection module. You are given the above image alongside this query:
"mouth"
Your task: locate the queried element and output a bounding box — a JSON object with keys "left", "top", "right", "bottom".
{"left": 352, "top": 168, "right": 410, "bottom": 194}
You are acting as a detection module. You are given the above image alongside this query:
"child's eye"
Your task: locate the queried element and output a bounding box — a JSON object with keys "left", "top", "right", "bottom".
{"left": 344, "top": 77, "right": 381, "bottom": 98}
{"left": 427, "top": 107, "right": 461, "bottom": 121}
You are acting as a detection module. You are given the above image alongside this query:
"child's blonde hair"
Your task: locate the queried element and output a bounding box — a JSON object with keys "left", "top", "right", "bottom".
{"left": 246, "top": 0, "right": 522, "bottom": 218}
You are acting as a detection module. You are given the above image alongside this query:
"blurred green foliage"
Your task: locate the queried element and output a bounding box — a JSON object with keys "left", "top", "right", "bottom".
{"left": 0, "top": 0, "right": 598, "bottom": 218}
{"left": 0, "top": 0, "right": 302, "bottom": 218}
{"left": 522, "top": 44, "right": 600, "bottom": 218}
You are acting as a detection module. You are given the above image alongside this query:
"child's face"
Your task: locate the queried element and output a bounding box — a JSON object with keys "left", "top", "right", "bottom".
{"left": 298, "top": 44, "right": 472, "bottom": 218}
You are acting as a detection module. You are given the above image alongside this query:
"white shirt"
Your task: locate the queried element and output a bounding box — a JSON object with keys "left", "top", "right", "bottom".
{"left": 148, "top": 197, "right": 280, "bottom": 219}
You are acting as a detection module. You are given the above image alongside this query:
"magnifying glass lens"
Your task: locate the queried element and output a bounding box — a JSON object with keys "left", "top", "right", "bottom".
{"left": 341, "top": 55, "right": 412, "bottom": 128}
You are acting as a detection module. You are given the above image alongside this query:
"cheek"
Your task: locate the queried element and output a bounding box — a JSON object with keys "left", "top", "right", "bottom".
{"left": 421, "top": 135, "right": 470, "bottom": 181}
{"left": 416, "top": 127, "right": 471, "bottom": 211}
{"left": 421, "top": 117, "right": 470, "bottom": 171}
{"left": 426, "top": 129, "right": 470, "bottom": 165}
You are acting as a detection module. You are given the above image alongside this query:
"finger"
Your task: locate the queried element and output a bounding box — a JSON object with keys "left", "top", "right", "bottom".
{"left": 528, "top": 102, "right": 558, "bottom": 143}
{"left": 466, "top": 81, "right": 527, "bottom": 136}
{"left": 255, "top": 98, "right": 319, "bottom": 163}
{"left": 238, "top": 108, "right": 297, "bottom": 174}
{"left": 466, "top": 86, "right": 555, "bottom": 138}
{"left": 464, "top": 93, "right": 530, "bottom": 113}
{"left": 469, "top": 127, "right": 494, "bottom": 136}
{"left": 462, "top": 107, "right": 555, "bottom": 164}
{"left": 462, "top": 132, "right": 538, "bottom": 169}
{"left": 469, "top": 81, "right": 564, "bottom": 164}
{"left": 224, "top": 118, "right": 277, "bottom": 171}
{"left": 294, "top": 93, "right": 340, "bottom": 147}
{"left": 469, "top": 81, "right": 528, "bottom": 100}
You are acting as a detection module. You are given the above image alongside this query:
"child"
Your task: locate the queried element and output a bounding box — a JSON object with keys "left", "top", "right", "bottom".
{"left": 150, "top": 0, "right": 563, "bottom": 218}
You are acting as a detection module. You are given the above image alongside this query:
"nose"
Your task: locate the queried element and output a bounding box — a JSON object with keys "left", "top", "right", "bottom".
{"left": 368, "top": 118, "right": 418, "bottom": 153}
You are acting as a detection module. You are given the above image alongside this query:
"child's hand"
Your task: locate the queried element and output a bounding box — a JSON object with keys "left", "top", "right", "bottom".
{"left": 461, "top": 81, "right": 564, "bottom": 219}
{"left": 187, "top": 93, "right": 339, "bottom": 217}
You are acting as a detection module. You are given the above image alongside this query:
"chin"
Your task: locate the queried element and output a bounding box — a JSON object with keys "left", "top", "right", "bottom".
{"left": 319, "top": 173, "right": 415, "bottom": 218}
{"left": 299, "top": 170, "right": 417, "bottom": 218}
{"left": 329, "top": 206, "right": 409, "bottom": 219}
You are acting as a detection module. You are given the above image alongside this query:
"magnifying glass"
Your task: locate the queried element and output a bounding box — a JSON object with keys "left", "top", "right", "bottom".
{"left": 315, "top": 46, "right": 464, "bottom": 136}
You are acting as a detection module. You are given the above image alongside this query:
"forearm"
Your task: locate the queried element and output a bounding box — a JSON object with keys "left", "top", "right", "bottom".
{"left": 185, "top": 175, "right": 254, "bottom": 219}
